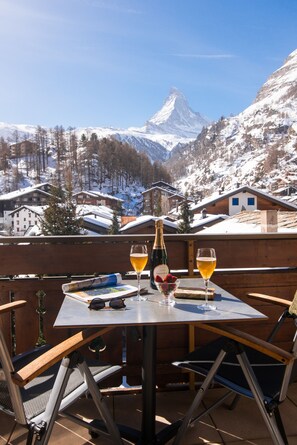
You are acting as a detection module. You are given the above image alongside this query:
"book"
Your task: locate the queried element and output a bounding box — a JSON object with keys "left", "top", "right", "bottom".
{"left": 62, "top": 273, "right": 138, "bottom": 303}
{"left": 174, "top": 286, "right": 215, "bottom": 300}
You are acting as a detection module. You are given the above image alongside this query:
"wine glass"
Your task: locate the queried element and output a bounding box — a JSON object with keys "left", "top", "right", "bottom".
{"left": 196, "top": 248, "right": 216, "bottom": 311}
{"left": 155, "top": 279, "right": 180, "bottom": 306}
{"left": 130, "top": 244, "right": 148, "bottom": 301}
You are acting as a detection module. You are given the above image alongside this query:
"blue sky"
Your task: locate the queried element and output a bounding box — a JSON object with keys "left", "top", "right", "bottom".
{"left": 0, "top": 0, "right": 297, "bottom": 129}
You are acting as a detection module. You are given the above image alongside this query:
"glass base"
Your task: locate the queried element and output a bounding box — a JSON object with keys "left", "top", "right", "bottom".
{"left": 197, "top": 302, "right": 216, "bottom": 311}
{"left": 159, "top": 298, "right": 175, "bottom": 306}
{"left": 131, "top": 294, "right": 148, "bottom": 302}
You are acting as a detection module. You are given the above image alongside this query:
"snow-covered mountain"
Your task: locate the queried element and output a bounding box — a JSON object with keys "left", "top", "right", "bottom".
{"left": 170, "top": 49, "right": 297, "bottom": 198}
{"left": 0, "top": 89, "right": 208, "bottom": 163}
{"left": 144, "top": 87, "right": 209, "bottom": 137}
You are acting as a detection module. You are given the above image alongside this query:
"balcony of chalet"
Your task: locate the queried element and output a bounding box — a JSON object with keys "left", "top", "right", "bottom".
{"left": 1, "top": 233, "right": 297, "bottom": 444}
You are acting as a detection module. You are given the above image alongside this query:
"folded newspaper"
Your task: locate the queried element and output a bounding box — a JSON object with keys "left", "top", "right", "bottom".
{"left": 62, "top": 273, "right": 138, "bottom": 303}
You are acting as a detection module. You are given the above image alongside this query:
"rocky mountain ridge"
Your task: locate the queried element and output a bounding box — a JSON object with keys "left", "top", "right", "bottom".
{"left": 169, "top": 49, "right": 297, "bottom": 199}
{"left": 0, "top": 88, "right": 208, "bottom": 163}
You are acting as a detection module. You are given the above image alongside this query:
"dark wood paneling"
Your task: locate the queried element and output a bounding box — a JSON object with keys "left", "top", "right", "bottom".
{"left": 1, "top": 234, "right": 297, "bottom": 387}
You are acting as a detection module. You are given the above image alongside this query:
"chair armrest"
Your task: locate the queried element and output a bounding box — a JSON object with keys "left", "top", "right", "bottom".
{"left": 194, "top": 323, "right": 294, "bottom": 365}
{"left": 247, "top": 293, "right": 291, "bottom": 307}
{"left": 0, "top": 300, "right": 27, "bottom": 314}
{"left": 11, "top": 326, "right": 113, "bottom": 387}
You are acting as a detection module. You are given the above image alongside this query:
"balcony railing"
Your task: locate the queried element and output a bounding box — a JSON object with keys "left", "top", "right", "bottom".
{"left": 1, "top": 233, "right": 297, "bottom": 388}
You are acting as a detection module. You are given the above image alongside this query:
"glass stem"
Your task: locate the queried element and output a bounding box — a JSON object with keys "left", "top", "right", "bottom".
{"left": 137, "top": 272, "right": 141, "bottom": 297}
{"left": 204, "top": 279, "right": 209, "bottom": 305}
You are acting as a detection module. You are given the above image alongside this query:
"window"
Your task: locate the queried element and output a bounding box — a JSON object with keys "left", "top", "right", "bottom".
{"left": 232, "top": 197, "right": 239, "bottom": 206}
{"left": 247, "top": 197, "right": 255, "bottom": 206}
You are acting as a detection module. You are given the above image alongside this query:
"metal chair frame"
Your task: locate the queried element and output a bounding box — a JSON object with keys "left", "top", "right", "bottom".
{"left": 173, "top": 291, "right": 297, "bottom": 445}
{"left": 0, "top": 300, "right": 123, "bottom": 445}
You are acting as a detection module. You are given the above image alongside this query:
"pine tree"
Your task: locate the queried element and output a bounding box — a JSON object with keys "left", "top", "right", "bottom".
{"left": 178, "top": 196, "right": 193, "bottom": 233}
{"left": 108, "top": 211, "right": 120, "bottom": 235}
{"left": 41, "top": 184, "right": 82, "bottom": 235}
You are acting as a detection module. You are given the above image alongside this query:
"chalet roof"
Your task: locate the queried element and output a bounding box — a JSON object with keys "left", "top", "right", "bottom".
{"left": 190, "top": 185, "right": 297, "bottom": 212}
{"left": 151, "top": 181, "right": 178, "bottom": 193}
{"left": 82, "top": 215, "right": 112, "bottom": 229}
{"left": 120, "top": 215, "right": 178, "bottom": 232}
{"left": 73, "top": 190, "right": 124, "bottom": 202}
{"left": 76, "top": 204, "right": 113, "bottom": 220}
{"left": 168, "top": 193, "right": 191, "bottom": 200}
{"left": 201, "top": 210, "right": 297, "bottom": 233}
{"left": 191, "top": 213, "right": 228, "bottom": 230}
{"left": 8, "top": 205, "right": 47, "bottom": 216}
{"left": 0, "top": 185, "right": 53, "bottom": 201}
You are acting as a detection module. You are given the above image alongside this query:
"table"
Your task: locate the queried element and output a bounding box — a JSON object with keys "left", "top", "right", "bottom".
{"left": 54, "top": 278, "right": 266, "bottom": 444}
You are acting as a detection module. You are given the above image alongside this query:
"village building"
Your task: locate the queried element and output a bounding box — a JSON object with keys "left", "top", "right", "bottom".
{"left": 8, "top": 205, "right": 45, "bottom": 235}
{"left": 0, "top": 184, "right": 55, "bottom": 230}
{"left": 190, "top": 185, "right": 297, "bottom": 217}
{"left": 9, "top": 140, "right": 37, "bottom": 158}
{"left": 120, "top": 215, "right": 178, "bottom": 234}
{"left": 142, "top": 181, "right": 188, "bottom": 215}
{"left": 73, "top": 191, "right": 123, "bottom": 211}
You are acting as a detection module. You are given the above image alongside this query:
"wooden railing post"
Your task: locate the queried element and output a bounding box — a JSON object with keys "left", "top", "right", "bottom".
{"left": 187, "top": 240, "right": 195, "bottom": 277}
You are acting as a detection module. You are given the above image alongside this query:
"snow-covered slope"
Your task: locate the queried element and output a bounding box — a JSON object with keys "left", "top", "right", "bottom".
{"left": 0, "top": 89, "right": 207, "bottom": 162}
{"left": 171, "top": 49, "right": 297, "bottom": 198}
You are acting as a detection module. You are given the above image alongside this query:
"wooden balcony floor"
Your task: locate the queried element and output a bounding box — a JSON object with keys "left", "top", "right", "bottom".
{"left": 1, "top": 384, "right": 297, "bottom": 444}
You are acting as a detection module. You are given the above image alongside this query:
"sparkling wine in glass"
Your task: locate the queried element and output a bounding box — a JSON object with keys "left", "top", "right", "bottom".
{"left": 130, "top": 244, "right": 148, "bottom": 301}
{"left": 196, "top": 248, "right": 216, "bottom": 311}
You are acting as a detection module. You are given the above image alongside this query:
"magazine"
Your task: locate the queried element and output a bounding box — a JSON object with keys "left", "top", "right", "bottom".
{"left": 62, "top": 273, "right": 138, "bottom": 303}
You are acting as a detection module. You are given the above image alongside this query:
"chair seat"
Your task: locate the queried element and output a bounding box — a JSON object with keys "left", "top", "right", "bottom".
{"left": 174, "top": 337, "right": 286, "bottom": 402}
{"left": 0, "top": 345, "right": 120, "bottom": 421}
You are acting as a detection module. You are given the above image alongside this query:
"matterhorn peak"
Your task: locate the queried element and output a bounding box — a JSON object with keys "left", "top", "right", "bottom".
{"left": 145, "top": 88, "right": 210, "bottom": 138}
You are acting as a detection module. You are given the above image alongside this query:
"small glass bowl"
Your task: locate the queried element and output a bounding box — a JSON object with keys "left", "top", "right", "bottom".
{"left": 155, "top": 280, "right": 180, "bottom": 306}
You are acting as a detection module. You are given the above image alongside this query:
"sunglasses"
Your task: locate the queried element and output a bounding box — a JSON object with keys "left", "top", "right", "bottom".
{"left": 88, "top": 297, "right": 126, "bottom": 311}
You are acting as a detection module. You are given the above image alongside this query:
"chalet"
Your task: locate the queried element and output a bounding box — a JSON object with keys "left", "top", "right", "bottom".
{"left": 120, "top": 215, "right": 178, "bottom": 234}
{"left": 10, "top": 140, "right": 37, "bottom": 158}
{"left": 8, "top": 205, "right": 45, "bottom": 236}
{"left": 191, "top": 185, "right": 297, "bottom": 217}
{"left": 73, "top": 191, "right": 123, "bottom": 211}
{"left": 0, "top": 186, "right": 55, "bottom": 229}
{"left": 142, "top": 181, "right": 186, "bottom": 215}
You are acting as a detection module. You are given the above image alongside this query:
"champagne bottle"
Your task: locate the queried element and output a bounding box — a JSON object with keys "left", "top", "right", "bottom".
{"left": 150, "top": 219, "right": 169, "bottom": 289}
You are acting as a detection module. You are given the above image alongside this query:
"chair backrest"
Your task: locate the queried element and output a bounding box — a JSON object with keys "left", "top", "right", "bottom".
{"left": 0, "top": 302, "right": 27, "bottom": 425}
{"left": 274, "top": 292, "right": 297, "bottom": 401}
{"left": 289, "top": 290, "right": 297, "bottom": 319}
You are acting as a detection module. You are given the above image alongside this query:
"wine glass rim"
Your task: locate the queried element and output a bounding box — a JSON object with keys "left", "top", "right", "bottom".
{"left": 196, "top": 247, "right": 216, "bottom": 255}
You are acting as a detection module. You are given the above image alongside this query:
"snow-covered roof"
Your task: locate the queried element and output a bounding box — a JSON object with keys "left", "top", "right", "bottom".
{"left": 191, "top": 213, "right": 228, "bottom": 230}
{"left": 200, "top": 210, "right": 297, "bottom": 234}
{"left": 24, "top": 225, "right": 42, "bottom": 236}
{"left": 8, "top": 205, "right": 47, "bottom": 216}
{"left": 73, "top": 190, "right": 124, "bottom": 202}
{"left": 76, "top": 204, "right": 113, "bottom": 220}
{"left": 120, "top": 215, "right": 178, "bottom": 232}
{"left": 0, "top": 185, "right": 53, "bottom": 201}
{"left": 82, "top": 215, "right": 112, "bottom": 229}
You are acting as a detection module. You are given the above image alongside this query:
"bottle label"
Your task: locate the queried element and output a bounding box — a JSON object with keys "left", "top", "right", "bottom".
{"left": 153, "top": 264, "right": 169, "bottom": 280}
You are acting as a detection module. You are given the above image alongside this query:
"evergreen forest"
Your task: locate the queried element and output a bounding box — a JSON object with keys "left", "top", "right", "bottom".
{"left": 0, "top": 126, "right": 172, "bottom": 193}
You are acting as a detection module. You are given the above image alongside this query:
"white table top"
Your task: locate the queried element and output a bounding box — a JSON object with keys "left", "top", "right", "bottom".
{"left": 54, "top": 278, "right": 266, "bottom": 328}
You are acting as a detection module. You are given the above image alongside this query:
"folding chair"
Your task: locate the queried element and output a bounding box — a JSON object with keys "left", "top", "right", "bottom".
{"left": 172, "top": 291, "right": 297, "bottom": 445}
{"left": 0, "top": 300, "right": 124, "bottom": 444}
